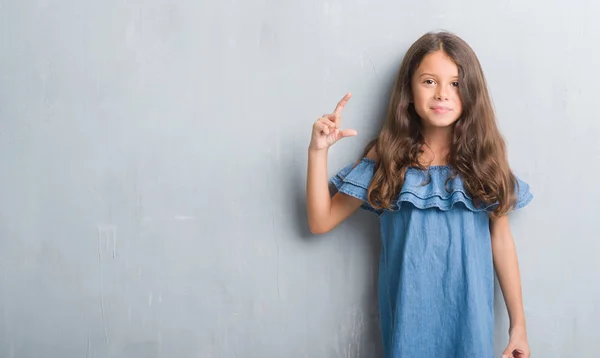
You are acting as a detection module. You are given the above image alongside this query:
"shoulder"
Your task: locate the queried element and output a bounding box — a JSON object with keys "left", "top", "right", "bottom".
{"left": 351, "top": 146, "right": 379, "bottom": 167}
{"left": 365, "top": 147, "right": 379, "bottom": 161}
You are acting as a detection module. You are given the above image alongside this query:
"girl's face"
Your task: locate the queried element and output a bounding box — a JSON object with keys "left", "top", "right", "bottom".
{"left": 411, "top": 50, "right": 463, "bottom": 129}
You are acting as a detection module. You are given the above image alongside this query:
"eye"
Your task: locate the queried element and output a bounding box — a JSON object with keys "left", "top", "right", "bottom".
{"left": 424, "top": 79, "right": 436, "bottom": 85}
{"left": 451, "top": 81, "right": 459, "bottom": 87}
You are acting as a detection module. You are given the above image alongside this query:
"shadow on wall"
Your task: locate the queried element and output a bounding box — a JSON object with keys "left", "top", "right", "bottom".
{"left": 286, "top": 156, "right": 383, "bottom": 356}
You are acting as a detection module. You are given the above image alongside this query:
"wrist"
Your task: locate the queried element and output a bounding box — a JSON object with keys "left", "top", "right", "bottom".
{"left": 509, "top": 321, "right": 527, "bottom": 336}
{"left": 308, "top": 146, "right": 328, "bottom": 154}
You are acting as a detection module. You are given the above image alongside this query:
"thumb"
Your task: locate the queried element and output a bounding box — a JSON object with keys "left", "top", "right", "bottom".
{"left": 340, "top": 129, "right": 358, "bottom": 138}
{"left": 502, "top": 347, "right": 514, "bottom": 358}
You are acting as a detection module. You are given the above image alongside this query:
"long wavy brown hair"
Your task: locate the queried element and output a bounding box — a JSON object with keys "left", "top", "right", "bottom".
{"left": 362, "top": 31, "right": 519, "bottom": 218}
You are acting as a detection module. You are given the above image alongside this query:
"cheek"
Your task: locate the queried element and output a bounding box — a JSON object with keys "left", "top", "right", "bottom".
{"left": 411, "top": 91, "right": 430, "bottom": 118}
{"left": 412, "top": 88, "right": 427, "bottom": 105}
{"left": 453, "top": 88, "right": 462, "bottom": 101}
{"left": 451, "top": 90, "right": 462, "bottom": 108}
{"left": 455, "top": 93, "right": 463, "bottom": 109}
{"left": 411, "top": 82, "right": 423, "bottom": 101}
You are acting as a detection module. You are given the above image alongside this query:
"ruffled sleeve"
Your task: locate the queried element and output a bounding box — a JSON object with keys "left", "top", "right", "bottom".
{"left": 513, "top": 175, "right": 533, "bottom": 211}
{"left": 475, "top": 174, "right": 533, "bottom": 213}
{"left": 329, "top": 158, "right": 382, "bottom": 215}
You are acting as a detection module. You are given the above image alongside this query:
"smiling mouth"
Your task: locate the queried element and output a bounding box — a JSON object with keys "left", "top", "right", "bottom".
{"left": 431, "top": 106, "right": 452, "bottom": 113}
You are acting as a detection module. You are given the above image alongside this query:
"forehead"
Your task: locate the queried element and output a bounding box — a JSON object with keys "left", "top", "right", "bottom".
{"left": 415, "top": 50, "right": 458, "bottom": 76}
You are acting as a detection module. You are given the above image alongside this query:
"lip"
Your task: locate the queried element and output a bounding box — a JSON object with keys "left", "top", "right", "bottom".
{"left": 430, "top": 106, "right": 452, "bottom": 114}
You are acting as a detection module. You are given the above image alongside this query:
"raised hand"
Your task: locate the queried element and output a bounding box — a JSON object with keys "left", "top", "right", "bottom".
{"left": 309, "top": 93, "right": 358, "bottom": 151}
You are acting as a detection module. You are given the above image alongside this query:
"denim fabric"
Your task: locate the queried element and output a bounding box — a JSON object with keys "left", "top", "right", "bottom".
{"left": 330, "top": 158, "right": 533, "bottom": 358}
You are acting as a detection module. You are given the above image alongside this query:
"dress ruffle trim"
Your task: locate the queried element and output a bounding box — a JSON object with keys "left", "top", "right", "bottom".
{"left": 330, "top": 158, "right": 533, "bottom": 213}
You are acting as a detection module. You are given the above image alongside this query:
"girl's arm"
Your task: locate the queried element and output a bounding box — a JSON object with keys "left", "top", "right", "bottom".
{"left": 490, "top": 215, "right": 530, "bottom": 358}
{"left": 305, "top": 93, "right": 363, "bottom": 234}
{"left": 306, "top": 148, "right": 363, "bottom": 234}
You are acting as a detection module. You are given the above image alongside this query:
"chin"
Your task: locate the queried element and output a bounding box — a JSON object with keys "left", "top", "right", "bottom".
{"left": 424, "top": 116, "right": 460, "bottom": 128}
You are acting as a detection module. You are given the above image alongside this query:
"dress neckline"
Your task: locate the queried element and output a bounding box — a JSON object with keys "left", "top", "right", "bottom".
{"left": 360, "top": 158, "right": 452, "bottom": 171}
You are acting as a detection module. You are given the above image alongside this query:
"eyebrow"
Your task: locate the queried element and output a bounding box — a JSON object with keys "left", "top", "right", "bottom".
{"left": 419, "top": 73, "right": 459, "bottom": 79}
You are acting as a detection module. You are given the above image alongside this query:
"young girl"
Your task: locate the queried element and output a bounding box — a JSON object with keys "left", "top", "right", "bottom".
{"left": 306, "top": 31, "right": 533, "bottom": 358}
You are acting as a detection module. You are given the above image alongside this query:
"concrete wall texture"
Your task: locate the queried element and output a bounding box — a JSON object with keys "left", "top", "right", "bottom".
{"left": 1, "top": 0, "right": 598, "bottom": 357}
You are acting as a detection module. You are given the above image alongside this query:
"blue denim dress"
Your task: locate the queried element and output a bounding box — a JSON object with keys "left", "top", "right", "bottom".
{"left": 330, "top": 158, "right": 533, "bottom": 358}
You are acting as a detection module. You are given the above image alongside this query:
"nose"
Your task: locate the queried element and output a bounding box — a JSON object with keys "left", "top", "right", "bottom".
{"left": 435, "top": 86, "right": 448, "bottom": 100}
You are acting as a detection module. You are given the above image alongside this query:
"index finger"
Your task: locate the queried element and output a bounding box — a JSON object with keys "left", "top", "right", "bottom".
{"left": 333, "top": 92, "right": 352, "bottom": 115}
